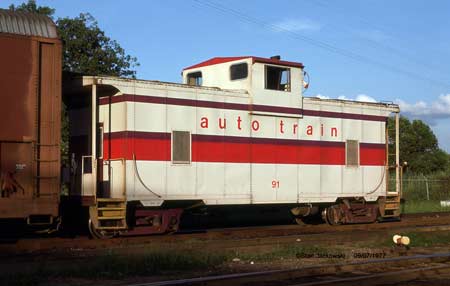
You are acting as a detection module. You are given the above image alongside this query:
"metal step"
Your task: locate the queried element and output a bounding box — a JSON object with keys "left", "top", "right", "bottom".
{"left": 382, "top": 214, "right": 399, "bottom": 218}
{"left": 96, "top": 226, "right": 127, "bottom": 230}
{"left": 91, "top": 198, "right": 128, "bottom": 233}
{"left": 97, "top": 216, "right": 126, "bottom": 220}
{"left": 386, "top": 192, "right": 399, "bottom": 195}
{"left": 97, "top": 198, "right": 126, "bottom": 202}
{"left": 98, "top": 207, "right": 126, "bottom": 211}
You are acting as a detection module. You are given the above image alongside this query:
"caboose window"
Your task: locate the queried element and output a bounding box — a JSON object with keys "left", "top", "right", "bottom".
{"left": 265, "top": 65, "right": 291, "bottom": 91}
{"left": 346, "top": 140, "right": 360, "bottom": 167}
{"left": 172, "top": 131, "right": 191, "bottom": 164}
{"left": 230, "top": 63, "right": 248, "bottom": 80}
{"left": 187, "top": 72, "right": 202, "bottom": 86}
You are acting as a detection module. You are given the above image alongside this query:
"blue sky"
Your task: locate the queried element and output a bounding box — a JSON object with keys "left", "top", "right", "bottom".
{"left": 4, "top": 0, "right": 450, "bottom": 151}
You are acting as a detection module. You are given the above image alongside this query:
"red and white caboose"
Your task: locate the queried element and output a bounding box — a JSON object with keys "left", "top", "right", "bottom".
{"left": 64, "top": 56, "right": 401, "bottom": 238}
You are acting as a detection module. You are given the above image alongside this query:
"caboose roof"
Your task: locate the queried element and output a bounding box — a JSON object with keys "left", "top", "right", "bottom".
{"left": 183, "top": 56, "right": 304, "bottom": 71}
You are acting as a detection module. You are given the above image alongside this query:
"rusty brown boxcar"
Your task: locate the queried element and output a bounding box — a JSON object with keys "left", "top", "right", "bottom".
{"left": 0, "top": 9, "right": 61, "bottom": 227}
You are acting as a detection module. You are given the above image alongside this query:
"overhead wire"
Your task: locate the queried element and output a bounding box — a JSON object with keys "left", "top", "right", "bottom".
{"left": 310, "top": 0, "right": 450, "bottom": 78}
{"left": 192, "top": 0, "right": 450, "bottom": 89}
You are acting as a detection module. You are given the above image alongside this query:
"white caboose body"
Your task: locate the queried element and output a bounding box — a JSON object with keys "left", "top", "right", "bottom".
{"left": 65, "top": 56, "right": 401, "bottom": 237}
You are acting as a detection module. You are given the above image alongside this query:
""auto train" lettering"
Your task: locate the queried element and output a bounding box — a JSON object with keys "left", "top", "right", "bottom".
{"left": 200, "top": 116, "right": 338, "bottom": 137}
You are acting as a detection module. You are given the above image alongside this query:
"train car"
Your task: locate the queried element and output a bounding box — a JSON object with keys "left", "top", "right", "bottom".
{"left": 0, "top": 9, "right": 62, "bottom": 228}
{"left": 64, "top": 56, "right": 401, "bottom": 238}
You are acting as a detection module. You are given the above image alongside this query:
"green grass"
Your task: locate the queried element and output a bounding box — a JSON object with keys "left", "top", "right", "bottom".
{"left": 402, "top": 231, "right": 450, "bottom": 247}
{"left": 393, "top": 172, "right": 450, "bottom": 214}
{"left": 373, "top": 231, "right": 450, "bottom": 248}
{"left": 235, "top": 244, "right": 344, "bottom": 262}
{"left": 2, "top": 250, "right": 228, "bottom": 286}
{"left": 361, "top": 230, "right": 450, "bottom": 248}
{"left": 402, "top": 200, "right": 450, "bottom": 214}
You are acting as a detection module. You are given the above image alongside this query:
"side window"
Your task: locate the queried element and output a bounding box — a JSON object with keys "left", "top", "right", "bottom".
{"left": 230, "top": 63, "right": 248, "bottom": 80}
{"left": 172, "top": 131, "right": 191, "bottom": 164}
{"left": 187, "top": 72, "right": 202, "bottom": 86}
{"left": 346, "top": 140, "right": 359, "bottom": 167}
{"left": 265, "top": 65, "right": 291, "bottom": 91}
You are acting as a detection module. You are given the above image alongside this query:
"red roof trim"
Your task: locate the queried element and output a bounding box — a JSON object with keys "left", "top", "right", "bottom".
{"left": 183, "top": 57, "right": 250, "bottom": 71}
{"left": 251, "top": 57, "right": 304, "bottom": 68}
{"left": 183, "top": 56, "right": 304, "bottom": 71}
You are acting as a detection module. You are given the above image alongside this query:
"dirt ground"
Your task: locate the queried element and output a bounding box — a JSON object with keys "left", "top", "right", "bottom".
{"left": 3, "top": 222, "right": 450, "bottom": 286}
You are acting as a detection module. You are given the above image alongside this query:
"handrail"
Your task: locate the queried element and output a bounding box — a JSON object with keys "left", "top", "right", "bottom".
{"left": 132, "top": 153, "right": 161, "bottom": 198}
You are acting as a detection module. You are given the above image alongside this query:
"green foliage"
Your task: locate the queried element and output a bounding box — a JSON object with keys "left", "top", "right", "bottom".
{"left": 56, "top": 13, "right": 139, "bottom": 77}
{"left": 9, "top": 0, "right": 54, "bottom": 18}
{"left": 60, "top": 101, "right": 69, "bottom": 165}
{"left": 388, "top": 116, "right": 449, "bottom": 174}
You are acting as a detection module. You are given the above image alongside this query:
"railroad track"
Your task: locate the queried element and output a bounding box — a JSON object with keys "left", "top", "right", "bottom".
{"left": 1, "top": 212, "right": 449, "bottom": 255}
{"left": 126, "top": 252, "right": 450, "bottom": 286}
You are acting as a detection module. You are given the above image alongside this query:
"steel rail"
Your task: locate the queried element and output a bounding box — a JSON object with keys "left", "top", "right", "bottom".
{"left": 125, "top": 252, "right": 450, "bottom": 286}
{"left": 292, "top": 264, "right": 450, "bottom": 286}
{"left": 2, "top": 215, "right": 450, "bottom": 256}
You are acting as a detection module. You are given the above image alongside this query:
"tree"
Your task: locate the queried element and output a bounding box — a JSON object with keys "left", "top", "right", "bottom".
{"left": 388, "top": 116, "right": 449, "bottom": 174}
{"left": 9, "top": 0, "right": 54, "bottom": 18}
{"left": 57, "top": 13, "right": 139, "bottom": 77}
{"left": 9, "top": 1, "right": 139, "bottom": 77}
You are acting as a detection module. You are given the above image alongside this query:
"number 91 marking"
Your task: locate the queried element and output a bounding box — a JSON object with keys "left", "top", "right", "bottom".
{"left": 272, "top": 180, "right": 280, "bottom": 188}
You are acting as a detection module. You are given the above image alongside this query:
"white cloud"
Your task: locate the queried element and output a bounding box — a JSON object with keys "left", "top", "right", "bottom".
{"left": 273, "top": 18, "right": 321, "bottom": 33}
{"left": 334, "top": 94, "right": 376, "bottom": 103}
{"left": 395, "top": 94, "right": 450, "bottom": 125}
{"left": 315, "top": 94, "right": 330, "bottom": 99}
{"left": 313, "top": 93, "right": 450, "bottom": 151}
{"left": 355, "top": 94, "right": 377, "bottom": 103}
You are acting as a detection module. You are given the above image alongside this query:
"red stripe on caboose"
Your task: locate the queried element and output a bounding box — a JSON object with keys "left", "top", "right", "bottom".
{"left": 360, "top": 143, "right": 386, "bottom": 166}
{"left": 98, "top": 94, "right": 388, "bottom": 122}
{"left": 103, "top": 132, "right": 385, "bottom": 166}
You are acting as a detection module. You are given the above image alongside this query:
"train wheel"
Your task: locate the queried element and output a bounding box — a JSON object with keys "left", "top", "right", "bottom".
{"left": 88, "top": 219, "right": 114, "bottom": 239}
{"left": 324, "top": 205, "right": 343, "bottom": 225}
{"left": 295, "top": 217, "right": 306, "bottom": 225}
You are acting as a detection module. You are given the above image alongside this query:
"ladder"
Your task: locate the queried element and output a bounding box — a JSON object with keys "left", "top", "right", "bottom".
{"left": 90, "top": 198, "right": 127, "bottom": 231}
{"left": 381, "top": 112, "right": 402, "bottom": 219}
{"left": 381, "top": 194, "right": 401, "bottom": 218}
{"left": 33, "top": 143, "right": 60, "bottom": 200}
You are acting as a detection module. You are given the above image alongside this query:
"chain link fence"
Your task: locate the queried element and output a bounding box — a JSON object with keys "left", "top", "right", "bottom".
{"left": 396, "top": 175, "right": 450, "bottom": 213}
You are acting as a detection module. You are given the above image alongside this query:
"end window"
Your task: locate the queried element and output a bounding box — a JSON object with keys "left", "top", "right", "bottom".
{"left": 187, "top": 72, "right": 202, "bottom": 86}
{"left": 265, "top": 65, "right": 290, "bottom": 91}
{"left": 172, "top": 131, "right": 191, "bottom": 164}
{"left": 346, "top": 140, "right": 359, "bottom": 167}
{"left": 230, "top": 63, "right": 248, "bottom": 80}
{"left": 97, "top": 124, "right": 104, "bottom": 159}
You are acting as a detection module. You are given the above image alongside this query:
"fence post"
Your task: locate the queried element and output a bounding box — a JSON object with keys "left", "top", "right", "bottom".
{"left": 425, "top": 177, "right": 430, "bottom": 200}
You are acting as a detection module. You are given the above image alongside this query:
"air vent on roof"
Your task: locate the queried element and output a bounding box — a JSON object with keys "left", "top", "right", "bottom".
{"left": 270, "top": 55, "right": 281, "bottom": 60}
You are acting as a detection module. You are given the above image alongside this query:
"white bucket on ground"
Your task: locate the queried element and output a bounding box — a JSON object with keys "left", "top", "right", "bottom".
{"left": 440, "top": 200, "right": 450, "bottom": 207}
